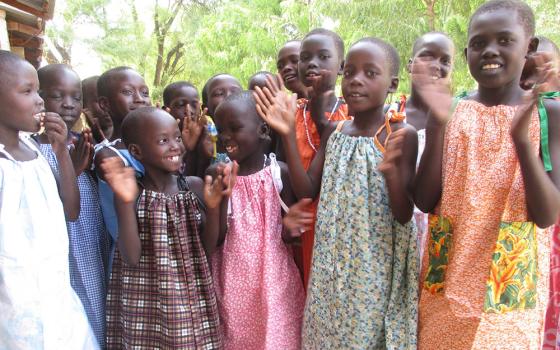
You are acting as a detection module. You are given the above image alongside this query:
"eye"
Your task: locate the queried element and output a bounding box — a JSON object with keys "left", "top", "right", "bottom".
{"left": 142, "top": 90, "right": 150, "bottom": 97}
{"left": 157, "top": 138, "right": 168, "bottom": 145}
{"left": 498, "top": 37, "right": 513, "bottom": 45}
{"left": 277, "top": 62, "right": 284, "bottom": 70}
{"left": 470, "top": 39, "right": 484, "bottom": 50}
{"left": 300, "top": 53, "right": 310, "bottom": 61}
{"left": 121, "top": 89, "right": 133, "bottom": 96}
{"left": 175, "top": 135, "right": 182, "bottom": 142}
{"left": 365, "top": 70, "right": 377, "bottom": 78}
{"left": 319, "top": 53, "right": 330, "bottom": 60}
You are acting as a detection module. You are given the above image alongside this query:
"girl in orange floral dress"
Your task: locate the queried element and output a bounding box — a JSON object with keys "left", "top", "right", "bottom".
{"left": 413, "top": 1, "right": 560, "bottom": 349}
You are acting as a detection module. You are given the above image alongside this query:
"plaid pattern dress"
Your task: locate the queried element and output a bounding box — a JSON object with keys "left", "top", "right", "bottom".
{"left": 106, "top": 177, "right": 221, "bottom": 349}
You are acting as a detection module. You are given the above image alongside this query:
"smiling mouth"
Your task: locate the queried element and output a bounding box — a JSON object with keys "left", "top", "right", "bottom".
{"left": 225, "top": 145, "right": 238, "bottom": 154}
{"left": 166, "top": 155, "right": 180, "bottom": 163}
{"left": 348, "top": 93, "right": 366, "bottom": 98}
{"left": 284, "top": 74, "right": 297, "bottom": 82}
{"left": 306, "top": 72, "right": 319, "bottom": 79}
{"left": 482, "top": 63, "right": 503, "bottom": 70}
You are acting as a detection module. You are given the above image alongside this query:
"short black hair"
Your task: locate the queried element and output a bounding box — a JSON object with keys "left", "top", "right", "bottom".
{"left": 122, "top": 106, "right": 168, "bottom": 146}
{"left": 536, "top": 36, "right": 560, "bottom": 58}
{"left": 214, "top": 90, "right": 259, "bottom": 123}
{"left": 162, "top": 81, "right": 197, "bottom": 106}
{"left": 201, "top": 73, "right": 239, "bottom": 107}
{"left": 352, "top": 37, "right": 400, "bottom": 76}
{"left": 0, "top": 50, "right": 28, "bottom": 87}
{"left": 82, "top": 76, "right": 99, "bottom": 106}
{"left": 97, "top": 66, "right": 134, "bottom": 98}
{"left": 412, "top": 32, "right": 454, "bottom": 56}
{"left": 37, "top": 64, "right": 80, "bottom": 95}
{"left": 469, "top": 0, "right": 535, "bottom": 37}
{"left": 304, "top": 28, "right": 345, "bottom": 62}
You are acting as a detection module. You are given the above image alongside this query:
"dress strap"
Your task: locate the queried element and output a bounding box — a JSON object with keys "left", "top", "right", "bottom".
{"left": 537, "top": 91, "right": 559, "bottom": 172}
{"left": 374, "top": 100, "right": 407, "bottom": 153}
{"left": 269, "top": 153, "right": 289, "bottom": 213}
{"left": 93, "top": 138, "right": 129, "bottom": 167}
{"left": 335, "top": 121, "right": 346, "bottom": 133}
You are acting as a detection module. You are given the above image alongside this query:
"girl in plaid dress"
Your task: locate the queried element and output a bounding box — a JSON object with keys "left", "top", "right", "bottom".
{"left": 102, "top": 107, "right": 235, "bottom": 349}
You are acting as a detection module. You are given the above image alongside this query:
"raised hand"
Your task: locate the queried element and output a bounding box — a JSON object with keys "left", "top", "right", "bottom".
{"left": 379, "top": 128, "right": 406, "bottom": 179}
{"left": 309, "top": 69, "right": 335, "bottom": 98}
{"left": 100, "top": 157, "right": 139, "bottom": 203}
{"left": 411, "top": 59, "right": 453, "bottom": 126}
{"left": 253, "top": 74, "right": 298, "bottom": 136}
{"left": 82, "top": 108, "right": 107, "bottom": 143}
{"left": 203, "top": 160, "right": 239, "bottom": 208}
{"left": 182, "top": 105, "right": 207, "bottom": 151}
{"left": 70, "top": 129, "right": 94, "bottom": 175}
{"left": 511, "top": 52, "right": 559, "bottom": 143}
{"left": 43, "top": 112, "right": 69, "bottom": 156}
{"left": 282, "top": 198, "right": 314, "bottom": 240}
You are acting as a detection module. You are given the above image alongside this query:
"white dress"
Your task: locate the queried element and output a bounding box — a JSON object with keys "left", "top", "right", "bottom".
{"left": 0, "top": 134, "right": 98, "bottom": 349}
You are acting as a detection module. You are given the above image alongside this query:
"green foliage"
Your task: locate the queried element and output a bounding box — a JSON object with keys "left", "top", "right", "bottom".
{"left": 45, "top": 0, "right": 560, "bottom": 101}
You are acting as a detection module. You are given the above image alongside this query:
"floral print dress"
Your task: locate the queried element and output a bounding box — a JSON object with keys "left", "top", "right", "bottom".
{"left": 302, "top": 123, "right": 418, "bottom": 349}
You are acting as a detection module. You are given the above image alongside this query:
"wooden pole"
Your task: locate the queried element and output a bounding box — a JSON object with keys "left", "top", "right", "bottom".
{"left": 0, "top": 10, "right": 10, "bottom": 50}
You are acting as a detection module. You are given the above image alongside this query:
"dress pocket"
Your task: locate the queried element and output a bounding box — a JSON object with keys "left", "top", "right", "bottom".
{"left": 483, "top": 221, "right": 538, "bottom": 313}
{"left": 423, "top": 214, "right": 452, "bottom": 294}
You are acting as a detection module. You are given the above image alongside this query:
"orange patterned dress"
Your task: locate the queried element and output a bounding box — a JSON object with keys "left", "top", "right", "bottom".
{"left": 418, "top": 100, "right": 551, "bottom": 349}
{"left": 294, "top": 98, "right": 349, "bottom": 291}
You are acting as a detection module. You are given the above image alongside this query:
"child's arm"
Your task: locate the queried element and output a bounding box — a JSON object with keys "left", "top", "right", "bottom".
{"left": 379, "top": 126, "right": 418, "bottom": 224}
{"left": 44, "top": 112, "right": 80, "bottom": 221}
{"left": 309, "top": 69, "right": 338, "bottom": 136}
{"left": 282, "top": 198, "right": 314, "bottom": 242}
{"left": 254, "top": 76, "right": 333, "bottom": 199}
{"left": 69, "top": 129, "right": 94, "bottom": 176}
{"left": 511, "top": 52, "right": 560, "bottom": 227}
{"left": 100, "top": 157, "right": 142, "bottom": 265}
{"left": 411, "top": 62, "right": 453, "bottom": 213}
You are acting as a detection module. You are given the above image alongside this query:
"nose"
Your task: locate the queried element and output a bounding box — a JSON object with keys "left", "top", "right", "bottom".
{"left": 307, "top": 57, "right": 319, "bottom": 69}
{"left": 350, "top": 73, "right": 364, "bottom": 87}
{"left": 133, "top": 90, "right": 147, "bottom": 105}
{"left": 61, "top": 96, "right": 76, "bottom": 110}
{"left": 481, "top": 42, "right": 499, "bottom": 59}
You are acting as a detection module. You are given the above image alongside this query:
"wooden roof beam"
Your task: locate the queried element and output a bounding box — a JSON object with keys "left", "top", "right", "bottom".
{"left": 1, "top": 0, "right": 46, "bottom": 19}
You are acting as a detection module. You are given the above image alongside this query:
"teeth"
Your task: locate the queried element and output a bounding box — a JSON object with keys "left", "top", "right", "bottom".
{"left": 482, "top": 64, "right": 501, "bottom": 70}
{"left": 350, "top": 93, "right": 362, "bottom": 97}
{"left": 168, "top": 155, "right": 179, "bottom": 162}
{"left": 226, "top": 145, "right": 236, "bottom": 153}
{"left": 431, "top": 76, "right": 439, "bottom": 80}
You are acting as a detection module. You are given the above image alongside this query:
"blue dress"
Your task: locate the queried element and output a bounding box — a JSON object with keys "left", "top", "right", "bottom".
{"left": 39, "top": 142, "right": 109, "bottom": 348}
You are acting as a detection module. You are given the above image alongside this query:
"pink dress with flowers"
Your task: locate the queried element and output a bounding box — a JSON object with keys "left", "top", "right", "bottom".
{"left": 212, "top": 159, "right": 305, "bottom": 350}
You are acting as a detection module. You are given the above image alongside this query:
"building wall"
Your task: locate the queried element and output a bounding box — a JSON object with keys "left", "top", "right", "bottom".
{"left": 0, "top": 10, "right": 10, "bottom": 50}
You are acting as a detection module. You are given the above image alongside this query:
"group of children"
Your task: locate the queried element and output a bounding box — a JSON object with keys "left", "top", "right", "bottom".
{"left": 0, "top": 0, "right": 559, "bottom": 349}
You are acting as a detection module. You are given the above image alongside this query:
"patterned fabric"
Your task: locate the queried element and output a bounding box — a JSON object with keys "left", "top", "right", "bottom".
{"left": 418, "top": 100, "right": 550, "bottom": 350}
{"left": 424, "top": 214, "right": 452, "bottom": 294}
{"left": 302, "top": 129, "right": 418, "bottom": 349}
{"left": 106, "top": 177, "right": 221, "bottom": 349}
{"left": 294, "top": 98, "right": 350, "bottom": 291}
{"left": 39, "top": 143, "right": 110, "bottom": 348}
{"left": 212, "top": 165, "right": 305, "bottom": 349}
{"left": 0, "top": 134, "right": 97, "bottom": 349}
{"left": 544, "top": 223, "right": 560, "bottom": 349}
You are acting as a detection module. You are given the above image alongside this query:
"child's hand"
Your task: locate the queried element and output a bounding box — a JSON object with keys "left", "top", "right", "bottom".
{"left": 82, "top": 108, "right": 107, "bottom": 143}
{"left": 100, "top": 157, "right": 139, "bottom": 203}
{"left": 411, "top": 59, "right": 453, "bottom": 127}
{"left": 511, "top": 52, "right": 559, "bottom": 143}
{"left": 70, "top": 129, "right": 94, "bottom": 175}
{"left": 182, "top": 105, "right": 207, "bottom": 151}
{"left": 203, "top": 161, "right": 239, "bottom": 208}
{"left": 379, "top": 128, "right": 406, "bottom": 179}
{"left": 254, "top": 74, "right": 298, "bottom": 136}
{"left": 283, "top": 198, "right": 314, "bottom": 240}
{"left": 43, "top": 112, "right": 69, "bottom": 155}
{"left": 309, "top": 69, "right": 335, "bottom": 98}
{"left": 199, "top": 130, "right": 215, "bottom": 159}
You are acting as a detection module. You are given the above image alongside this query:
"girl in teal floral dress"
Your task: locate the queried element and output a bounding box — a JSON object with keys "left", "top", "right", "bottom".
{"left": 255, "top": 37, "right": 418, "bottom": 349}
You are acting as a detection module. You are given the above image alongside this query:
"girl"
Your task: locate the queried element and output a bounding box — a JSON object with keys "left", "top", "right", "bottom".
{"left": 0, "top": 50, "right": 97, "bottom": 348}
{"left": 255, "top": 37, "right": 418, "bottom": 349}
{"left": 35, "top": 63, "right": 109, "bottom": 348}
{"left": 101, "top": 107, "right": 234, "bottom": 349}
{"left": 211, "top": 91, "right": 305, "bottom": 349}
{"left": 413, "top": 1, "right": 560, "bottom": 348}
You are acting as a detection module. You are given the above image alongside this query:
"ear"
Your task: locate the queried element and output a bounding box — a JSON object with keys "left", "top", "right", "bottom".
{"left": 527, "top": 36, "right": 538, "bottom": 55}
{"left": 388, "top": 76, "right": 399, "bottom": 93}
{"left": 338, "top": 59, "right": 345, "bottom": 76}
{"left": 406, "top": 58, "right": 413, "bottom": 74}
{"left": 128, "top": 143, "right": 142, "bottom": 161}
{"left": 463, "top": 47, "right": 468, "bottom": 62}
{"left": 98, "top": 96, "right": 110, "bottom": 115}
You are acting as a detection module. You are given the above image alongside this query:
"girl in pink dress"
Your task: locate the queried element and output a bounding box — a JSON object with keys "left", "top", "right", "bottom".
{"left": 211, "top": 91, "right": 305, "bottom": 349}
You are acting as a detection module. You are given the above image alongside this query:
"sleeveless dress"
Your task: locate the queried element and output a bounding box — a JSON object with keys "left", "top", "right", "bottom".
{"left": 302, "top": 123, "right": 418, "bottom": 349}
{"left": 39, "top": 142, "right": 109, "bottom": 348}
{"left": 106, "top": 176, "right": 221, "bottom": 349}
{"left": 418, "top": 100, "right": 550, "bottom": 349}
{"left": 0, "top": 134, "right": 98, "bottom": 349}
{"left": 294, "top": 98, "right": 350, "bottom": 291}
{"left": 211, "top": 155, "right": 305, "bottom": 349}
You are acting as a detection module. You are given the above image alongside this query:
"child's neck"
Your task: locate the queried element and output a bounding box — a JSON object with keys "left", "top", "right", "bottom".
{"left": 348, "top": 105, "right": 386, "bottom": 138}
{"left": 406, "top": 89, "right": 429, "bottom": 130}
{"left": 0, "top": 126, "right": 36, "bottom": 161}
{"left": 476, "top": 79, "right": 525, "bottom": 106}
{"left": 237, "top": 146, "right": 267, "bottom": 176}
{"left": 111, "top": 123, "right": 122, "bottom": 141}
{"left": 309, "top": 92, "right": 338, "bottom": 111}
{"left": 142, "top": 167, "right": 178, "bottom": 194}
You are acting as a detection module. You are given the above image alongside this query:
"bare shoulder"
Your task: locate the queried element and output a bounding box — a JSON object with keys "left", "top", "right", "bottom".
{"left": 186, "top": 175, "right": 204, "bottom": 199}
{"left": 544, "top": 98, "right": 560, "bottom": 135}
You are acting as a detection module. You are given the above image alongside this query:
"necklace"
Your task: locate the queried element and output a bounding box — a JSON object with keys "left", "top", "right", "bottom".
{"left": 227, "top": 154, "right": 268, "bottom": 226}
{"left": 302, "top": 98, "right": 341, "bottom": 152}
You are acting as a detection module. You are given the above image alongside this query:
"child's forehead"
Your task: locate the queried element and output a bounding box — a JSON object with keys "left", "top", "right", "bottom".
{"left": 469, "top": 10, "right": 526, "bottom": 39}
{"left": 41, "top": 70, "right": 81, "bottom": 89}
{"left": 1, "top": 60, "right": 36, "bottom": 85}
{"left": 302, "top": 34, "right": 336, "bottom": 50}
{"left": 278, "top": 42, "right": 300, "bottom": 58}
{"left": 171, "top": 85, "right": 198, "bottom": 98}
{"left": 112, "top": 70, "right": 147, "bottom": 88}
{"left": 209, "top": 75, "right": 241, "bottom": 91}
{"left": 415, "top": 34, "right": 454, "bottom": 54}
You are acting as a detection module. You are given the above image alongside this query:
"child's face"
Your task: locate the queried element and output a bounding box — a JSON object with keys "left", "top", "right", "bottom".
{"left": 0, "top": 61, "right": 44, "bottom": 133}
{"left": 298, "top": 34, "right": 341, "bottom": 87}
{"left": 277, "top": 42, "right": 304, "bottom": 93}
{"left": 134, "top": 110, "right": 184, "bottom": 173}
{"left": 41, "top": 69, "right": 82, "bottom": 131}
{"left": 342, "top": 42, "right": 396, "bottom": 114}
{"left": 83, "top": 79, "right": 113, "bottom": 131}
{"left": 466, "top": 10, "right": 533, "bottom": 89}
{"left": 410, "top": 34, "right": 454, "bottom": 83}
{"left": 215, "top": 102, "right": 262, "bottom": 164}
{"left": 206, "top": 75, "right": 242, "bottom": 118}
{"left": 103, "top": 70, "right": 150, "bottom": 124}
{"left": 168, "top": 85, "right": 199, "bottom": 124}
